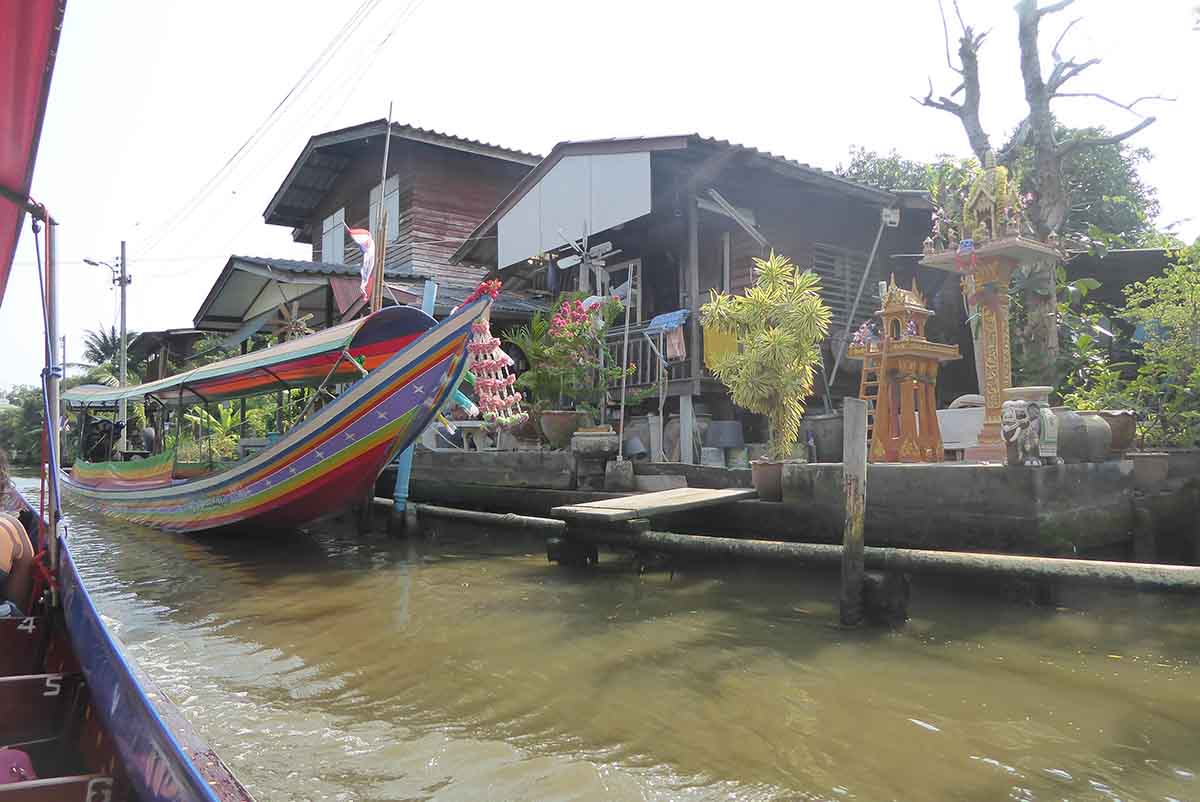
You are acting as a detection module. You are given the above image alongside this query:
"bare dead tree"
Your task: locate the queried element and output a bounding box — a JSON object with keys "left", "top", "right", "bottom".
{"left": 916, "top": 0, "right": 1172, "bottom": 385}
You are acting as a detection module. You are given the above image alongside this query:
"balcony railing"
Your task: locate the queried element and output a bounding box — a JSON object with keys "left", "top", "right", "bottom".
{"left": 603, "top": 321, "right": 695, "bottom": 391}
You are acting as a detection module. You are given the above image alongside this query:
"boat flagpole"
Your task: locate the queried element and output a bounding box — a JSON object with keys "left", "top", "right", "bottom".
{"left": 30, "top": 206, "right": 62, "bottom": 598}
{"left": 372, "top": 103, "right": 393, "bottom": 314}
{"left": 47, "top": 215, "right": 61, "bottom": 583}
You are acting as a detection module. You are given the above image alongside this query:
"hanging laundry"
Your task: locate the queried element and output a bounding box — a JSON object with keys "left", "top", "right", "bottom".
{"left": 665, "top": 326, "right": 686, "bottom": 361}
{"left": 702, "top": 323, "right": 736, "bottom": 370}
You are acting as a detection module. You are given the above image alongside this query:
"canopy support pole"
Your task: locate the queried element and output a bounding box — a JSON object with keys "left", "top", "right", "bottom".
{"left": 295, "top": 351, "right": 351, "bottom": 423}
{"left": 390, "top": 280, "right": 438, "bottom": 536}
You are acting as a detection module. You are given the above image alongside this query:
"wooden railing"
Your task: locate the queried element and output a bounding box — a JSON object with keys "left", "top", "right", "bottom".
{"left": 603, "top": 321, "right": 694, "bottom": 390}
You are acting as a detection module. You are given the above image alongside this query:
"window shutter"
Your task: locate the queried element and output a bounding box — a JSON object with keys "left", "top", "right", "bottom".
{"left": 812, "top": 242, "right": 873, "bottom": 335}
{"left": 321, "top": 208, "right": 345, "bottom": 265}
{"left": 372, "top": 175, "right": 401, "bottom": 243}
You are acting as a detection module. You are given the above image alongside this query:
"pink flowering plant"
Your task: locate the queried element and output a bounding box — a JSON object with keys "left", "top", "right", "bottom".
{"left": 503, "top": 293, "right": 632, "bottom": 423}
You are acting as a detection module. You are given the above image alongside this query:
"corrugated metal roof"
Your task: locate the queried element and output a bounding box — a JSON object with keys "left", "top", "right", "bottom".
{"left": 197, "top": 255, "right": 545, "bottom": 324}
{"left": 451, "top": 133, "right": 899, "bottom": 267}
{"left": 264, "top": 119, "right": 542, "bottom": 229}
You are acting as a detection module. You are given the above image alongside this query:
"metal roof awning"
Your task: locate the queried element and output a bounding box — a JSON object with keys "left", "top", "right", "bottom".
{"left": 196, "top": 255, "right": 547, "bottom": 333}
{"left": 193, "top": 255, "right": 351, "bottom": 333}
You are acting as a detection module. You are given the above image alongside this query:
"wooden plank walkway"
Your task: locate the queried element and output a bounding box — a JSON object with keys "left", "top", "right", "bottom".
{"left": 551, "top": 487, "right": 757, "bottom": 524}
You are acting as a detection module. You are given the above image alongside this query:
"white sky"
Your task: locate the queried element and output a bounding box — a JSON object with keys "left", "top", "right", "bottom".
{"left": 1, "top": 0, "right": 1196, "bottom": 389}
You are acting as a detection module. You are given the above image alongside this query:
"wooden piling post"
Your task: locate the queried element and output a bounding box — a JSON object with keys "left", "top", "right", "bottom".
{"left": 840, "top": 397, "right": 868, "bottom": 626}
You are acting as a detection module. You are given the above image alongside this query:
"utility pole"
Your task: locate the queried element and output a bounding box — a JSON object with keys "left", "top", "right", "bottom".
{"left": 84, "top": 244, "right": 132, "bottom": 455}
{"left": 118, "top": 240, "right": 129, "bottom": 452}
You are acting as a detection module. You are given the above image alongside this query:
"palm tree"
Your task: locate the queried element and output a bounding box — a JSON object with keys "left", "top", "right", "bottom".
{"left": 82, "top": 325, "right": 132, "bottom": 366}
{"left": 82, "top": 324, "right": 145, "bottom": 386}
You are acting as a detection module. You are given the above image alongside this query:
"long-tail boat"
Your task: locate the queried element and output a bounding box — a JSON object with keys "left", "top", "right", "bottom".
{"left": 2, "top": 2, "right": 252, "bottom": 797}
{"left": 60, "top": 296, "right": 487, "bottom": 533}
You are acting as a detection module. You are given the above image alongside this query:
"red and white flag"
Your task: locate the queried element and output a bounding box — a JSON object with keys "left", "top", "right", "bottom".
{"left": 345, "top": 225, "right": 376, "bottom": 298}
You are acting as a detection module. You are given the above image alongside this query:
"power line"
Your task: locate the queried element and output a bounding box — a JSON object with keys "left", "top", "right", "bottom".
{"left": 155, "top": 0, "right": 428, "bottom": 266}
{"left": 138, "top": 0, "right": 391, "bottom": 255}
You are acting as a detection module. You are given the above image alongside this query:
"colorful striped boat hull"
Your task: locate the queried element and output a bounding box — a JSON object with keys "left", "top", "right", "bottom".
{"left": 62, "top": 298, "right": 489, "bottom": 533}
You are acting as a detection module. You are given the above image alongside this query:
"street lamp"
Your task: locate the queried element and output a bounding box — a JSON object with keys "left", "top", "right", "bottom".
{"left": 83, "top": 241, "right": 130, "bottom": 454}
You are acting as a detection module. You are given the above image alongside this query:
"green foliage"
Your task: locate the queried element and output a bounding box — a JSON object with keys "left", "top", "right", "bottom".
{"left": 839, "top": 129, "right": 1170, "bottom": 248}
{"left": 700, "top": 251, "right": 831, "bottom": 461}
{"left": 503, "top": 293, "right": 631, "bottom": 424}
{"left": 1009, "top": 263, "right": 1109, "bottom": 391}
{"left": 81, "top": 324, "right": 146, "bottom": 384}
{"left": 182, "top": 404, "right": 241, "bottom": 461}
{"left": 0, "top": 385, "right": 45, "bottom": 464}
{"left": 503, "top": 310, "right": 558, "bottom": 412}
{"left": 1063, "top": 241, "right": 1200, "bottom": 446}
{"left": 1014, "top": 125, "right": 1164, "bottom": 250}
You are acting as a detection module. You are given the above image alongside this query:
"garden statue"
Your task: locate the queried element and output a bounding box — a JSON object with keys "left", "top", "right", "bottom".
{"left": 1001, "top": 399, "right": 1062, "bottom": 466}
{"left": 1001, "top": 398, "right": 1040, "bottom": 466}
{"left": 963, "top": 149, "right": 1008, "bottom": 243}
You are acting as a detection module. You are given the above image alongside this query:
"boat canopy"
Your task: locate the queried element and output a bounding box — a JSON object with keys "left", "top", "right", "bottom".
{"left": 0, "top": 0, "right": 65, "bottom": 308}
{"left": 63, "top": 305, "right": 436, "bottom": 407}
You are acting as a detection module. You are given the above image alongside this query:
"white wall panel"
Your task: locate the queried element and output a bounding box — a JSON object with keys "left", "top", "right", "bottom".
{"left": 496, "top": 150, "right": 653, "bottom": 269}
{"left": 589, "top": 151, "right": 651, "bottom": 237}
{"left": 498, "top": 187, "right": 541, "bottom": 269}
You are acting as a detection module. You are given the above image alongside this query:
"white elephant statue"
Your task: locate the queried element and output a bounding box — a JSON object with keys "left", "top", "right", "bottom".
{"left": 1001, "top": 399, "right": 1041, "bottom": 467}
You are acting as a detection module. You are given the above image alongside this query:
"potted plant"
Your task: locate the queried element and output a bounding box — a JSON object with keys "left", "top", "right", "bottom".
{"left": 505, "top": 295, "right": 631, "bottom": 449}
{"left": 700, "top": 251, "right": 831, "bottom": 501}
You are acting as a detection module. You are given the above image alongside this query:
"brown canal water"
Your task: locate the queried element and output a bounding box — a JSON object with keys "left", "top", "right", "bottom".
{"left": 18, "top": 477, "right": 1200, "bottom": 801}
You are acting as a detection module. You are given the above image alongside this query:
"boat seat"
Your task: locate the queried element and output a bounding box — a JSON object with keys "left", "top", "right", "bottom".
{"left": 0, "top": 618, "right": 47, "bottom": 678}
{"left": 0, "top": 675, "right": 83, "bottom": 746}
{"left": 0, "top": 774, "right": 113, "bottom": 800}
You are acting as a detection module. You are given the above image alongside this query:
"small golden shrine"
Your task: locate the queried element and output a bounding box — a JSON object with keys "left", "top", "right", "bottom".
{"left": 847, "top": 276, "right": 960, "bottom": 463}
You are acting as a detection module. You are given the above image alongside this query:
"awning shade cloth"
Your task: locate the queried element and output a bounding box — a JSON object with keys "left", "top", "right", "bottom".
{"left": 0, "top": 0, "right": 63, "bottom": 309}
{"left": 63, "top": 305, "right": 436, "bottom": 406}
{"left": 644, "top": 309, "right": 690, "bottom": 335}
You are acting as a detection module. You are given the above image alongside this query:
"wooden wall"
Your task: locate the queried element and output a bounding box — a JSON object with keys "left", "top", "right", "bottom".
{"left": 307, "top": 139, "right": 530, "bottom": 286}
{"left": 410, "top": 143, "right": 531, "bottom": 286}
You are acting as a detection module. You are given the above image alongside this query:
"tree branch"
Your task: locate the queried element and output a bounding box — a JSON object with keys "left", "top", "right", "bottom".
{"left": 1037, "top": 0, "right": 1076, "bottom": 16}
{"left": 1051, "top": 17, "right": 1081, "bottom": 62}
{"left": 951, "top": 0, "right": 968, "bottom": 32}
{"left": 936, "top": 0, "right": 962, "bottom": 73}
{"left": 1047, "top": 57, "right": 1100, "bottom": 93}
{"left": 1053, "top": 92, "right": 1174, "bottom": 117}
{"left": 916, "top": 8, "right": 992, "bottom": 163}
{"left": 1057, "top": 117, "right": 1157, "bottom": 157}
{"left": 998, "top": 117, "right": 1031, "bottom": 164}
{"left": 914, "top": 78, "right": 963, "bottom": 115}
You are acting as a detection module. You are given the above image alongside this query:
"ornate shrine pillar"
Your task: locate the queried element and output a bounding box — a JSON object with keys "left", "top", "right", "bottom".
{"left": 921, "top": 236, "right": 1060, "bottom": 462}
{"left": 965, "top": 257, "right": 1015, "bottom": 459}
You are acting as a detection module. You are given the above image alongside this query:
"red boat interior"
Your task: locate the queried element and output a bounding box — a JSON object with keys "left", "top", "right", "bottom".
{"left": 1, "top": 513, "right": 129, "bottom": 801}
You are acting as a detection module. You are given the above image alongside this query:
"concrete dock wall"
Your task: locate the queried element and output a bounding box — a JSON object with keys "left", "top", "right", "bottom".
{"left": 782, "top": 461, "right": 1139, "bottom": 555}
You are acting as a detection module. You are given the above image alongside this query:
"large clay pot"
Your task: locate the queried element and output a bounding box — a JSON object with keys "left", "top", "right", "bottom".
{"left": 1095, "top": 410, "right": 1136, "bottom": 454}
{"left": 750, "top": 459, "right": 784, "bottom": 502}
{"left": 540, "top": 410, "right": 586, "bottom": 450}
{"left": 1051, "top": 407, "right": 1087, "bottom": 464}
{"left": 798, "top": 413, "right": 845, "bottom": 463}
{"left": 1077, "top": 411, "right": 1113, "bottom": 462}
